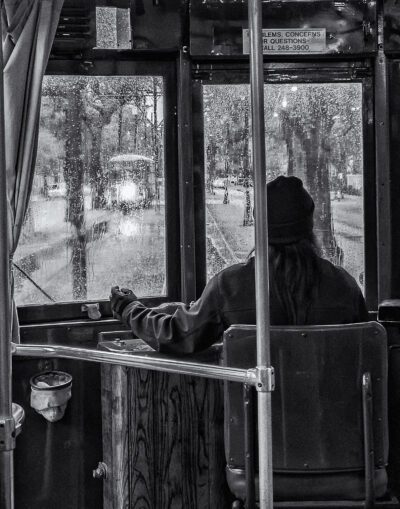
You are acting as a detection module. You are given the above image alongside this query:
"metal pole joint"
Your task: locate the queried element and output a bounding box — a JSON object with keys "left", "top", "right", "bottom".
{"left": 0, "top": 417, "right": 16, "bottom": 452}
{"left": 249, "top": 366, "right": 275, "bottom": 392}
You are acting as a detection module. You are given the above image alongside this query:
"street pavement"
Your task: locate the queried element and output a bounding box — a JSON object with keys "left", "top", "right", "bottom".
{"left": 14, "top": 196, "right": 166, "bottom": 305}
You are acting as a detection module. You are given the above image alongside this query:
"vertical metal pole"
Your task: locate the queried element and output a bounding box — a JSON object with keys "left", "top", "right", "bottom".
{"left": 244, "top": 384, "right": 256, "bottom": 508}
{"left": 375, "top": 4, "right": 391, "bottom": 303}
{"left": 248, "top": 1, "right": 274, "bottom": 508}
{"left": 178, "top": 49, "right": 197, "bottom": 303}
{"left": 0, "top": 4, "right": 15, "bottom": 508}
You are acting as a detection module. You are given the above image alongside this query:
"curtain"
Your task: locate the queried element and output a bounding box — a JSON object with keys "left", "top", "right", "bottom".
{"left": 2, "top": 0, "right": 63, "bottom": 341}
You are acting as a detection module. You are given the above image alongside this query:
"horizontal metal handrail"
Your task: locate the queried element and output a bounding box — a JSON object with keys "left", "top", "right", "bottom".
{"left": 12, "top": 342, "right": 257, "bottom": 385}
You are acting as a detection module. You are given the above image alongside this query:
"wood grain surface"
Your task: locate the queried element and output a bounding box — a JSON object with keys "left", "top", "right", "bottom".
{"left": 101, "top": 365, "right": 231, "bottom": 508}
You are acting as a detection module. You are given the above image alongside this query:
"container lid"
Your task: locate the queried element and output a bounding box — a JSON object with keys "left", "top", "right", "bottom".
{"left": 30, "top": 371, "right": 72, "bottom": 391}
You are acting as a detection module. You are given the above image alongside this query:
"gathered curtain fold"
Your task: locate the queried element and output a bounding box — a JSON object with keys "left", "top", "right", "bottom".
{"left": 2, "top": 0, "right": 63, "bottom": 341}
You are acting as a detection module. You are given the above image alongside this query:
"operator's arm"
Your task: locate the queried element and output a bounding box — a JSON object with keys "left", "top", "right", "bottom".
{"left": 354, "top": 286, "right": 369, "bottom": 323}
{"left": 110, "top": 276, "right": 225, "bottom": 355}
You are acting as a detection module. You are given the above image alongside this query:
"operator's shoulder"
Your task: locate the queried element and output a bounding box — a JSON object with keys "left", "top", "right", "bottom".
{"left": 317, "top": 257, "right": 361, "bottom": 293}
{"left": 213, "top": 258, "right": 255, "bottom": 294}
{"left": 216, "top": 257, "right": 255, "bottom": 280}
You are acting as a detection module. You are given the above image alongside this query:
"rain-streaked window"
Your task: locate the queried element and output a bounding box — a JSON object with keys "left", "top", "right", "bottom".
{"left": 14, "top": 76, "right": 166, "bottom": 305}
{"left": 204, "top": 83, "right": 364, "bottom": 292}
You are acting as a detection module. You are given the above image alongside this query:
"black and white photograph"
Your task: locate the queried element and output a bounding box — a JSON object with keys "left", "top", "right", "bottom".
{"left": 0, "top": 0, "right": 399, "bottom": 508}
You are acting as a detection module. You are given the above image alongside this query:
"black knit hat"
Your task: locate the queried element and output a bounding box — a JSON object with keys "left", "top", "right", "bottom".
{"left": 267, "top": 176, "right": 314, "bottom": 245}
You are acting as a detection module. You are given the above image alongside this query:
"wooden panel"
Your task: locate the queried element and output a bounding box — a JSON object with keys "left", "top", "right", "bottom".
{"left": 102, "top": 366, "right": 231, "bottom": 508}
{"left": 128, "top": 368, "right": 155, "bottom": 508}
{"left": 102, "top": 364, "right": 130, "bottom": 509}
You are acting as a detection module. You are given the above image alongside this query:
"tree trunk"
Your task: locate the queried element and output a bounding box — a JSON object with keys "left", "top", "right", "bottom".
{"left": 242, "top": 109, "right": 253, "bottom": 226}
{"left": 278, "top": 109, "right": 342, "bottom": 266}
{"left": 133, "top": 120, "right": 138, "bottom": 152}
{"left": 303, "top": 122, "right": 337, "bottom": 261}
{"left": 152, "top": 79, "right": 160, "bottom": 210}
{"left": 281, "top": 113, "right": 295, "bottom": 177}
{"left": 286, "top": 136, "right": 295, "bottom": 176}
{"left": 89, "top": 125, "right": 107, "bottom": 209}
{"left": 64, "top": 91, "right": 87, "bottom": 300}
{"left": 208, "top": 140, "right": 217, "bottom": 193}
{"left": 117, "top": 103, "right": 123, "bottom": 152}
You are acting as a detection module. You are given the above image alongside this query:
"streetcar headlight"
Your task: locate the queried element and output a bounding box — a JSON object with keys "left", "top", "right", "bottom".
{"left": 119, "top": 182, "right": 138, "bottom": 202}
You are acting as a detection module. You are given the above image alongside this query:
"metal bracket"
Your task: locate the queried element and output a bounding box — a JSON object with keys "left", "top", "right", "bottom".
{"left": 81, "top": 303, "right": 101, "bottom": 320}
{"left": 93, "top": 461, "right": 108, "bottom": 480}
{"left": 247, "top": 366, "right": 275, "bottom": 392}
{"left": 0, "top": 417, "right": 16, "bottom": 452}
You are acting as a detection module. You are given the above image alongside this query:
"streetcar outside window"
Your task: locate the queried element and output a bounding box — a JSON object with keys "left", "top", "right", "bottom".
{"left": 204, "top": 82, "right": 365, "bottom": 293}
{"left": 14, "top": 75, "right": 166, "bottom": 306}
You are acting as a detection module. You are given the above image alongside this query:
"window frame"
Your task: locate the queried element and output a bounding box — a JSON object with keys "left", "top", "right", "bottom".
{"left": 192, "top": 60, "right": 377, "bottom": 310}
{"left": 17, "top": 57, "right": 180, "bottom": 324}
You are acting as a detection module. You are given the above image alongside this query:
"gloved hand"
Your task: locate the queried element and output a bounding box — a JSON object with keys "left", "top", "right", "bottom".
{"left": 110, "top": 286, "right": 138, "bottom": 320}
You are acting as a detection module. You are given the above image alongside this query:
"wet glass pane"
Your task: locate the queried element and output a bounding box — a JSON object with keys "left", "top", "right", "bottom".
{"left": 96, "top": 7, "right": 131, "bottom": 49}
{"left": 204, "top": 82, "right": 364, "bottom": 292}
{"left": 14, "top": 76, "right": 165, "bottom": 305}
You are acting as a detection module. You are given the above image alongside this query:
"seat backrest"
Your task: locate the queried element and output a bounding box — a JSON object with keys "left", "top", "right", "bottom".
{"left": 223, "top": 322, "right": 388, "bottom": 473}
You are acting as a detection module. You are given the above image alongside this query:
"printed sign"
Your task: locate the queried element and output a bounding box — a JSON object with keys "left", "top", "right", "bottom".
{"left": 243, "top": 28, "right": 326, "bottom": 54}
{"left": 201, "top": 0, "right": 246, "bottom": 3}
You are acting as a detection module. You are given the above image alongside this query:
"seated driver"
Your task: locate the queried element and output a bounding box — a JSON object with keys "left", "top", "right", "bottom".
{"left": 110, "top": 176, "right": 368, "bottom": 355}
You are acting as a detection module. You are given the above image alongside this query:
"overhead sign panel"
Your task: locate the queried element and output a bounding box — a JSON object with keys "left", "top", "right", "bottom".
{"left": 190, "top": 0, "right": 376, "bottom": 56}
{"left": 243, "top": 28, "right": 326, "bottom": 54}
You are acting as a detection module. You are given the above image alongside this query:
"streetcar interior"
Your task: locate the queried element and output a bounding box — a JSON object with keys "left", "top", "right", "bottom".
{"left": 2, "top": 0, "right": 400, "bottom": 508}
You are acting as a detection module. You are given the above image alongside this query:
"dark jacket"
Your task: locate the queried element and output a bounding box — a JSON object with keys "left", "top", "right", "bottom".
{"left": 121, "top": 256, "right": 368, "bottom": 355}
